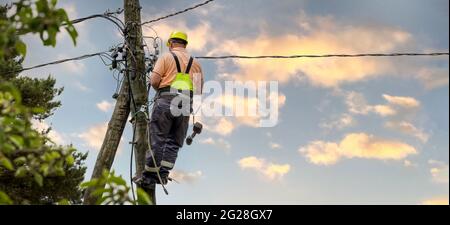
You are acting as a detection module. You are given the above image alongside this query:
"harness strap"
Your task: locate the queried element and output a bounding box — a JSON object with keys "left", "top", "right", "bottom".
{"left": 170, "top": 51, "right": 182, "bottom": 73}
{"left": 170, "top": 51, "right": 194, "bottom": 74}
{"left": 185, "top": 57, "right": 194, "bottom": 74}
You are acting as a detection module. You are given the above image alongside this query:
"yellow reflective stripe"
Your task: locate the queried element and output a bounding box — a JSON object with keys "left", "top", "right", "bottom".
{"left": 161, "top": 160, "right": 175, "bottom": 168}
{"left": 145, "top": 165, "right": 160, "bottom": 172}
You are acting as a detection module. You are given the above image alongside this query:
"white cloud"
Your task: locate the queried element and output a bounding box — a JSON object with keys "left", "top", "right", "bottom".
{"left": 209, "top": 118, "right": 235, "bottom": 136}
{"left": 238, "top": 156, "right": 291, "bottom": 181}
{"left": 417, "top": 67, "right": 449, "bottom": 90}
{"left": 77, "top": 123, "right": 123, "bottom": 153}
{"left": 299, "top": 141, "right": 342, "bottom": 165}
{"left": 299, "top": 133, "right": 417, "bottom": 166}
{"left": 385, "top": 121, "right": 430, "bottom": 143}
{"left": 345, "top": 91, "right": 372, "bottom": 115}
{"left": 200, "top": 137, "right": 231, "bottom": 152}
{"left": 428, "top": 160, "right": 449, "bottom": 184}
{"left": 372, "top": 105, "right": 397, "bottom": 117}
{"left": 320, "top": 113, "right": 355, "bottom": 130}
{"left": 96, "top": 100, "right": 114, "bottom": 112}
{"left": 31, "top": 120, "right": 65, "bottom": 145}
{"left": 382, "top": 94, "right": 421, "bottom": 108}
{"left": 170, "top": 170, "right": 203, "bottom": 184}
{"left": 344, "top": 92, "right": 427, "bottom": 142}
{"left": 269, "top": 142, "right": 282, "bottom": 150}
{"left": 208, "top": 12, "right": 414, "bottom": 87}
{"left": 217, "top": 91, "right": 286, "bottom": 127}
{"left": 345, "top": 92, "right": 398, "bottom": 117}
{"left": 200, "top": 90, "right": 287, "bottom": 136}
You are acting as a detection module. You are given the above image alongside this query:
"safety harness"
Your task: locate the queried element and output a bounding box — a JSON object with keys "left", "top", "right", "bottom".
{"left": 168, "top": 51, "right": 194, "bottom": 92}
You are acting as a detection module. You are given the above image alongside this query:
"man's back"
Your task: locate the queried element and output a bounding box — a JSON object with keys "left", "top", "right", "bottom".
{"left": 151, "top": 47, "right": 203, "bottom": 91}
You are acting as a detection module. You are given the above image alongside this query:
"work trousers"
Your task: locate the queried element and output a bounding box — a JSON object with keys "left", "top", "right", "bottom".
{"left": 144, "top": 95, "right": 190, "bottom": 180}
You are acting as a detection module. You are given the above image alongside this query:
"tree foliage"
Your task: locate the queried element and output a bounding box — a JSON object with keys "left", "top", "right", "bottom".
{"left": 0, "top": 0, "right": 146, "bottom": 205}
{"left": 0, "top": 0, "right": 84, "bottom": 205}
{"left": 0, "top": 2, "right": 68, "bottom": 120}
{"left": 0, "top": 84, "right": 77, "bottom": 204}
{"left": 0, "top": 0, "right": 78, "bottom": 62}
{"left": 81, "top": 169, "right": 152, "bottom": 205}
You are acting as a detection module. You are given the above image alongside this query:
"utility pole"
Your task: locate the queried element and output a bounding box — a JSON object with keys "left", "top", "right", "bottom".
{"left": 124, "top": 0, "right": 148, "bottom": 186}
{"left": 123, "top": 0, "right": 154, "bottom": 200}
{"left": 82, "top": 66, "right": 131, "bottom": 205}
{"left": 83, "top": 0, "right": 152, "bottom": 205}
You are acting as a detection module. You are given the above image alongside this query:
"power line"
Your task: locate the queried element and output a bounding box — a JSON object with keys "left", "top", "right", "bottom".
{"left": 141, "top": 0, "right": 215, "bottom": 25}
{"left": 69, "top": 8, "right": 124, "bottom": 27}
{"left": 4, "top": 51, "right": 448, "bottom": 75}
{"left": 64, "top": 8, "right": 125, "bottom": 36}
{"left": 4, "top": 51, "right": 111, "bottom": 75}
{"left": 196, "top": 52, "right": 450, "bottom": 60}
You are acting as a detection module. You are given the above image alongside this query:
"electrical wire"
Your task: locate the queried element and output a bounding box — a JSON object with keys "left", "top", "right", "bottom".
{"left": 5, "top": 51, "right": 447, "bottom": 77}
{"left": 68, "top": 8, "right": 125, "bottom": 31}
{"left": 196, "top": 52, "right": 450, "bottom": 60}
{"left": 141, "top": 0, "right": 215, "bottom": 25}
{"left": 124, "top": 51, "right": 139, "bottom": 203}
{"left": 142, "top": 25, "right": 160, "bottom": 38}
{"left": 2, "top": 51, "right": 110, "bottom": 75}
{"left": 98, "top": 54, "right": 112, "bottom": 67}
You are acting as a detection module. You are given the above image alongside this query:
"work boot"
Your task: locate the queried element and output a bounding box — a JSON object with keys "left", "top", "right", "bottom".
{"left": 132, "top": 175, "right": 156, "bottom": 191}
{"left": 143, "top": 171, "right": 169, "bottom": 185}
{"left": 156, "top": 176, "right": 168, "bottom": 185}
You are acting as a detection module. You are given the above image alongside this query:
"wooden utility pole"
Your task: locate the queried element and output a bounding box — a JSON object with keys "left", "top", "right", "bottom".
{"left": 82, "top": 68, "right": 131, "bottom": 205}
{"left": 124, "top": 0, "right": 148, "bottom": 186}
{"left": 83, "top": 0, "right": 152, "bottom": 205}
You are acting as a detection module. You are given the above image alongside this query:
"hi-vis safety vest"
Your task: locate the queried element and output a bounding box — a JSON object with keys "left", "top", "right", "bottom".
{"left": 170, "top": 51, "right": 194, "bottom": 91}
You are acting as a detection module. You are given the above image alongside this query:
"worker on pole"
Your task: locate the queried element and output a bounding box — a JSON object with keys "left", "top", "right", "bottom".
{"left": 135, "top": 31, "right": 204, "bottom": 190}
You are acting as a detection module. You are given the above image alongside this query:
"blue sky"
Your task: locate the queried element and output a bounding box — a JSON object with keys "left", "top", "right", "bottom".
{"left": 3, "top": 0, "right": 449, "bottom": 205}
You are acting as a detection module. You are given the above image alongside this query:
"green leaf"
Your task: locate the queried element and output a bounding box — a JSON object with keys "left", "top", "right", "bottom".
{"left": 80, "top": 180, "right": 98, "bottom": 188}
{"left": 15, "top": 40, "right": 27, "bottom": 57}
{"left": 65, "top": 26, "right": 78, "bottom": 46}
{"left": 9, "top": 135, "right": 24, "bottom": 148}
{"left": 40, "top": 163, "right": 49, "bottom": 176}
{"left": 65, "top": 155, "right": 74, "bottom": 166}
{"left": 0, "top": 158, "right": 14, "bottom": 170}
{"left": 35, "top": 0, "right": 47, "bottom": 12}
{"left": 33, "top": 172, "right": 43, "bottom": 187}
{"left": 96, "top": 196, "right": 109, "bottom": 205}
{"left": 15, "top": 166, "right": 27, "bottom": 178}
{"left": 0, "top": 191, "right": 13, "bottom": 205}
{"left": 13, "top": 156, "right": 27, "bottom": 166}
{"left": 2, "top": 143, "right": 16, "bottom": 154}
{"left": 57, "top": 199, "right": 70, "bottom": 205}
{"left": 137, "top": 188, "right": 153, "bottom": 205}
{"left": 31, "top": 107, "right": 45, "bottom": 114}
{"left": 91, "top": 188, "right": 109, "bottom": 197}
{"left": 50, "top": 151, "right": 61, "bottom": 160}
{"left": 110, "top": 176, "right": 127, "bottom": 186}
